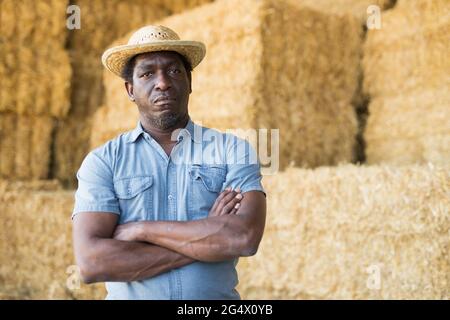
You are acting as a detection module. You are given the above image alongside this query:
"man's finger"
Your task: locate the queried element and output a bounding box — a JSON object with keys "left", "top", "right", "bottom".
{"left": 230, "top": 202, "right": 240, "bottom": 215}
{"left": 217, "top": 190, "right": 240, "bottom": 212}
{"left": 223, "top": 190, "right": 242, "bottom": 204}
{"left": 220, "top": 195, "right": 242, "bottom": 215}
{"left": 211, "top": 188, "right": 231, "bottom": 213}
{"left": 216, "top": 190, "right": 236, "bottom": 213}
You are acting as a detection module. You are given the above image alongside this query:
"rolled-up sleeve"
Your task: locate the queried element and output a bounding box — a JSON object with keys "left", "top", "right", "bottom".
{"left": 72, "top": 150, "right": 120, "bottom": 219}
{"left": 224, "top": 136, "right": 266, "bottom": 196}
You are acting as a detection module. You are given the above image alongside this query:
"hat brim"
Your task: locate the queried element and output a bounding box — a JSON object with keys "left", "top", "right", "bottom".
{"left": 102, "top": 40, "right": 206, "bottom": 77}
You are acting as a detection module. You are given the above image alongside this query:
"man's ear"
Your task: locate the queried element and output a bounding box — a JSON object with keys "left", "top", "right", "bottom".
{"left": 125, "top": 82, "right": 135, "bottom": 101}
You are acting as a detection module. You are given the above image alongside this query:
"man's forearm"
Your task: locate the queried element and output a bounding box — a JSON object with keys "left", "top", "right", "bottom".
{"left": 135, "top": 215, "right": 255, "bottom": 262}
{"left": 79, "top": 238, "right": 194, "bottom": 283}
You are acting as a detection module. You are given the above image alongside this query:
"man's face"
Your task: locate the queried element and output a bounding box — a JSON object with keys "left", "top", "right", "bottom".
{"left": 126, "top": 51, "right": 191, "bottom": 130}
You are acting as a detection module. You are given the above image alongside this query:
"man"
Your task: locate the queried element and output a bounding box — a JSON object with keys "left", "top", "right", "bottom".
{"left": 72, "top": 25, "right": 266, "bottom": 300}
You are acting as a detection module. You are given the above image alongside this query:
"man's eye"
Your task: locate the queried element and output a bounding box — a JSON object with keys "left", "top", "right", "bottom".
{"left": 142, "top": 72, "right": 153, "bottom": 78}
{"left": 170, "top": 69, "right": 181, "bottom": 74}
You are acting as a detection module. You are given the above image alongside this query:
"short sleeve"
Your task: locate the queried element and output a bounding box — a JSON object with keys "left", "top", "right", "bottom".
{"left": 224, "top": 136, "right": 266, "bottom": 197}
{"left": 72, "top": 151, "right": 120, "bottom": 219}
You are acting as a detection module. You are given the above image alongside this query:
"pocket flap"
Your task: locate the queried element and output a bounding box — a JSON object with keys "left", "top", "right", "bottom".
{"left": 189, "top": 165, "right": 225, "bottom": 192}
{"left": 114, "top": 176, "right": 153, "bottom": 199}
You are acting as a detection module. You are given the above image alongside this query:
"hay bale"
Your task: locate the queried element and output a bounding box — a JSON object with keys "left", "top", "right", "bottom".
{"left": 363, "top": 0, "right": 450, "bottom": 97}
{"left": 0, "top": 113, "right": 15, "bottom": 177}
{"left": 298, "top": 0, "right": 396, "bottom": 22}
{"left": 159, "top": 0, "right": 215, "bottom": 14}
{"left": 365, "top": 88, "right": 450, "bottom": 165}
{"left": 237, "top": 164, "right": 450, "bottom": 299}
{"left": 54, "top": 116, "right": 94, "bottom": 188}
{"left": 1, "top": 164, "right": 448, "bottom": 299}
{"left": 95, "top": 0, "right": 363, "bottom": 169}
{"left": 68, "top": 0, "right": 171, "bottom": 56}
{"left": 66, "top": 55, "right": 106, "bottom": 118}
{"left": 90, "top": 104, "right": 139, "bottom": 149}
{"left": 363, "top": 0, "right": 450, "bottom": 165}
{"left": 365, "top": 135, "right": 450, "bottom": 166}
{"left": 0, "top": 0, "right": 71, "bottom": 118}
{"left": 0, "top": 187, "right": 106, "bottom": 299}
{"left": 68, "top": 0, "right": 214, "bottom": 55}
{"left": 0, "top": 179, "right": 62, "bottom": 193}
{"left": 0, "top": 114, "right": 55, "bottom": 180}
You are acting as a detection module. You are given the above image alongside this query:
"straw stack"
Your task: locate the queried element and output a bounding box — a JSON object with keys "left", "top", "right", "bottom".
{"left": 159, "top": 0, "right": 214, "bottom": 14}
{"left": 0, "top": 0, "right": 70, "bottom": 180}
{"left": 90, "top": 104, "right": 139, "bottom": 149}
{"left": 363, "top": 0, "right": 450, "bottom": 165}
{"left": 0, "top": 185, "right": 106, "bottom": 299}
{"left": 298, "top": 0, "right": 396, "bottom": 22}
{"left": 0, "top": 179, "right": 62, "bottom": 192}
{"left": 0, "top": 113, "right": 56, "bottom": 180}
{"left": 92, "top": 0, "right": 365, "bottom": 169}
{"left": 68, "top": 0, "right": 212, "bottom": 57}
{"left": 0, "top": 0, "right": 71, "bottom": 117}
{"left": 237, "top": 164, "right": 450, "bottom": 299}
{"left": 1, "top": 164, "right": 448, "bottom": 299}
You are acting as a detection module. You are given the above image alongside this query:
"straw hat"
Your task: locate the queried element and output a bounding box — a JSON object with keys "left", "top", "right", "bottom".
{"left": 102, "top": 25, "right": 206, "bottom": 77}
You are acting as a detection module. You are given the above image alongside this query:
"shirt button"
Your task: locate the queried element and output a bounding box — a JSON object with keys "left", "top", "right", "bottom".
{"left": 168, "top": 194, "right": 174, "bottom": 201}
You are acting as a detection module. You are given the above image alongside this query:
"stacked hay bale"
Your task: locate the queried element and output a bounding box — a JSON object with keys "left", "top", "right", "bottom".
{"left": 296, "top": 0, "right": 397, "bottom": 162}
{"left": 363, "top": 0, "right": 450, "bottom": 165}
{"left": 0, "top": 182, "right": 106, "bottom": 299}
{"left": 1, "top": 164, "right": 448, "bottom": 299}
{"left": 0, "top": 0, "right": 71, "bottom": 180}
{"left": 90, "top": 104, "right": 139, "bottom": 150}
{"left": 0, "top": 180, "right": 63, "bottom": 299}
{"left": 1, "top": 0, "right": 447, "bottom": 301}
{"left": 54, "top": 0, "right": 213, "bottom": 187}
{"left": 157, "top": 0, "right": 215, "bottom": 14}
{"left": 298, "top": 0, "right": 396, "bottom": 22}
{"left": 237, "top": 164, "right": 450, "bottom": 299}
{"left": 92, "top": 0, "right": 365, "bottom": 169}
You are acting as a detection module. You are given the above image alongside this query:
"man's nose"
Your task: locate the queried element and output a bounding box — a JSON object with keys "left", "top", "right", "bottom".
{"left": 155, "top": 71, "right": 171, "bottom": 91}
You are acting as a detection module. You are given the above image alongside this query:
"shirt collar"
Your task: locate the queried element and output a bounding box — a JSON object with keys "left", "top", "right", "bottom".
{"left": 126, "top": 117, "right": 202, "bottom": 144}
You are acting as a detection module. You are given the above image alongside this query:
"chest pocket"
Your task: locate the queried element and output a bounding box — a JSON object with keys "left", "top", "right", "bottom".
{"left": 188, "top": 165, "right": 226, "bottom": 220}
{"left": 113, "top": 175, "right": 153, "bottom": 223}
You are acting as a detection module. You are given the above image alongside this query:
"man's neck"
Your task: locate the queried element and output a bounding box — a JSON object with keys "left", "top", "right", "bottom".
{"left": 140, "top": 114, "right": 189, "bottom": 145}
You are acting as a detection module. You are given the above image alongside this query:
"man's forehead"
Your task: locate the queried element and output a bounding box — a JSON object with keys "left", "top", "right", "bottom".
{"left": 134, "top": 51, "right": 182, "bottom": 67}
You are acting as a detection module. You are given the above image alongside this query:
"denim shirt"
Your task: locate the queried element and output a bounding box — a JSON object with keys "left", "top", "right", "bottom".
{"left": 73, "top": 118, "right": 265, "bottom": 300}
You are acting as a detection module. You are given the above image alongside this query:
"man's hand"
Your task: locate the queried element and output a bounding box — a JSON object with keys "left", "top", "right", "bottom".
{"left": 208, "top": 187, "right": 243, "bottom": 217}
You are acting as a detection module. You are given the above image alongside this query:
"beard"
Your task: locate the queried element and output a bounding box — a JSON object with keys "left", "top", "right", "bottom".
{"left": 146, "top": 110, "right": 184, "bottom": 130}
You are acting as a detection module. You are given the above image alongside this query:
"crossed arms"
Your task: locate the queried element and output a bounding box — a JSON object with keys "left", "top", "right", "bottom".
{"left": 72, "top": 189, "right": 266, "bottom": 284}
